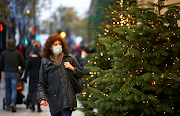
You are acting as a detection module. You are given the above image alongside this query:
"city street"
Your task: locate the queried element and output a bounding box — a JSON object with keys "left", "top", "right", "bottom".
{"left": 0, "top": 81, "right": 85, "bottom": 116}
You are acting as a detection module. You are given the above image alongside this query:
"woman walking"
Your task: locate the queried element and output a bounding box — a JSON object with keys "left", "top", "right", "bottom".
{"left": 38, "top": 34, "right": 84, "bottom": 116}
{"left": 24, "top": 42, "right": 42, "bottom": 112}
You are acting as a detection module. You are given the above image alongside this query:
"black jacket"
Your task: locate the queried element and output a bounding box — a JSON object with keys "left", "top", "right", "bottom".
{"left": 80, "top": 59, "right": 88, "bottom": 75}
{"left": 38, "top": 53, "right": 84, "bottom": 115}
{"left": 0, "top": 47, "right": 25, "bottom": 72}
{"left": 24, "top": 55, "right": 42, "bottom": 83}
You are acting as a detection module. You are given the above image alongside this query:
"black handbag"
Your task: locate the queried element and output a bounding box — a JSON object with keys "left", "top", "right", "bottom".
{"left": 68, "top": 71, "right": 82, "bottom": 94}
{"left": 70, "top": 75, "right": 82, "bottom": 94}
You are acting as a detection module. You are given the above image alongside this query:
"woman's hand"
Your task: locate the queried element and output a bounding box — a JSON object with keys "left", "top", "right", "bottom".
{"left": 40, "top": 100, "right": 48, "bottom": 106}
{"left": 64, "top": 62, "right": 75, "bottom": 72}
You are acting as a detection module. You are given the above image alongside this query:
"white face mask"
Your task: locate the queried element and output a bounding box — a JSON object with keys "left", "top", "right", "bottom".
{"left": 52, "top": 46, "right": 62, "bottom": 55}
{"left": 81, "top": 55, "right": 86, "bottom": 59}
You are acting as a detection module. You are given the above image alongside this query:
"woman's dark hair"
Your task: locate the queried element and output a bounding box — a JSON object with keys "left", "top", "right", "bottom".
{"left": 42, "top": 34, "right": 69, "bottom": 58}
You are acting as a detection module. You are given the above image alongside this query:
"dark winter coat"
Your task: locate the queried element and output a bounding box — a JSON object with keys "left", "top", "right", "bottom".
{"left": 38, "top": 53, "right": 84, "bottom": 115}
{"left": 24, "top": 55, "right": 42, "bottom": 83}
{"left": 80, "top": 59, "right": 88, "bottom": 75}
{"left": 0, "top": 47, "right": 25, "bottom": 72}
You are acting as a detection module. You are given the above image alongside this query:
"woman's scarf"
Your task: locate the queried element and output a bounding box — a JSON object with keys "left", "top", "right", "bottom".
{"left": 50, "top": 52, "right": 64, "bottom": 65}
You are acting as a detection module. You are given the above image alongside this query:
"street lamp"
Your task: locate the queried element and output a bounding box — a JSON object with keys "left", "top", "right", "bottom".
{"left": 60, "top": 32, "right": 66, "bottom": 38}
{"left": 26, "top": 10, "right": 30, "bottom": 14}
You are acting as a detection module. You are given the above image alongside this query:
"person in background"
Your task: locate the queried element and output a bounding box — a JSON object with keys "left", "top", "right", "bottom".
{"left": 25, "top": 39, "right": 35, "bottom": 59}
{"left": 80, "top": 46, "right": 94, "bottom": 85}
{"left": 16, "top": 43, "right": 26, "bottom": 77}
{"left": 74, "top": 44, "right": 82, "bottom": 64}
{"left": 0, "top": 39, "right": 25, "bottom": 112}
{"left": 38, "top": 34, "right": 84, "bottom": 116}
{"left": 80, "top": 47, "right": 92, "bottom": 73}
{"left": 16, "top": 43, "right": 26, "bottom": 60}
{"left": 79, "top": 46, "right": 94, "bottom": 115}
{"left": 24, "top": 42, "right": 42, "bottom": 112}
{"left": 24, "top": 40, "right": 42, "bottom": 108}
{"left": 37, "top": 42, "right": 41, "bottom": 48}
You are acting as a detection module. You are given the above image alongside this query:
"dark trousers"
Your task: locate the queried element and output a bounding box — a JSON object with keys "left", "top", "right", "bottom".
{"left": 52, "top": 108, "right": 72, "bottom": 116}
{"left": 27, "top": 81, "right": 39, "bottom": 105}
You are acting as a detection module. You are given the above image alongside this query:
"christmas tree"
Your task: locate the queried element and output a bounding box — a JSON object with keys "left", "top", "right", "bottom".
{"left": 88, "top": 0, "right": 113, "bottom": 39}
{"left": 77, "top": 0, "right": 133, "bottom": 115}
{"left": 78, "top": 0, "right": 180, "bottom": 116}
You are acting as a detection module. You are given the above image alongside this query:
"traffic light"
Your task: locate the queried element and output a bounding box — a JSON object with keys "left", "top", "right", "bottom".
{"left": 35, "top": 34, "right": 40, "bottom": 41}
{"left": 0, "top": 22, "right": 6, "bottom": 51}
{"left": 0, "top": 22, "right": 3, "bottom": 32}
{"left": 10, "top": 22, "right": 13, "bottom": 26}
{"left": 31, "top": 29, "right": 35, "bottom": 34}
{"left": 25, "top": 39, "right": 28, "bottom": 44}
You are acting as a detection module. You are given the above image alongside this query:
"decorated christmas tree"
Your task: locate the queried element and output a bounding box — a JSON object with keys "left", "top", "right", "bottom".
{"left": 88, "top": 0, "right": 113, "bottom": 39}
{"left": 77, "top": 0, "right": 133, "bottom": 115}
{"left": 78, "top": 0, "right": 180, "bottom": 116}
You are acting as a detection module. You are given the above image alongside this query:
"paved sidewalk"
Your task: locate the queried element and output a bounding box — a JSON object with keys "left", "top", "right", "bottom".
{"left": 0, "top": 81, "right": 85, "bottom": 116}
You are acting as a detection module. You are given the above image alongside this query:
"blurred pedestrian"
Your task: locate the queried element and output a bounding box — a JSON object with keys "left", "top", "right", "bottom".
{"left": 16, "top": 43, "right": 26, "bottom": 60}
{"left": 24, "top": 42, "right": 42, "bottom": 112}
{"left": 79, "top": 46, "right": 94, "bottom": 114}
{"left": 38, "top": 34, "right": 84, "bottom": 116}
{"left": 16, "top": 43, "right": 26, "bottom": 77}
{"left": 80, "top": 46, "right": 93, "bottom": 75}
{"left": 25, "top": 39, "right": 35, "bottom": 59}
{"left": 0, "top": 39, "right": 25, "bottom": 112}
{"left": 74, "top": 44, "right": 82, "bottom": 63}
